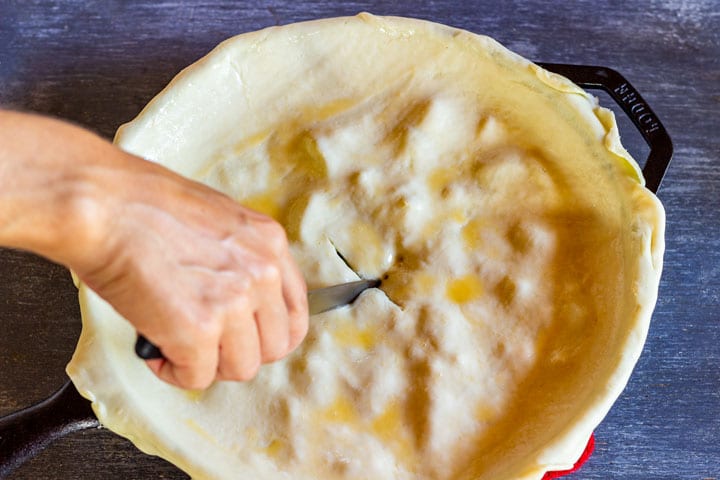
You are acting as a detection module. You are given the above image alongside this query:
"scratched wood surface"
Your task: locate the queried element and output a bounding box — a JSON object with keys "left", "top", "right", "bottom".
{"left": 0, "top": 0, "right": 718, "bottom": 478}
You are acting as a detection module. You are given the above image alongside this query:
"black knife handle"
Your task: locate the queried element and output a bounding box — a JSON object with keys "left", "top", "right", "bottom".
{"left": 536, "top": 63, "right": 673, "bottom": 194}
{"left": 135, "top": 335, "right": 164, "bottom": 360}
{"left": 0, "top": 382, "right": 98, "bottom": 478}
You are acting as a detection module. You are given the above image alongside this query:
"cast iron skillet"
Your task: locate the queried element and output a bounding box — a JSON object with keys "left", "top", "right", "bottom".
{"left": 0, "top": 63, "right": 673, "bottom": 478}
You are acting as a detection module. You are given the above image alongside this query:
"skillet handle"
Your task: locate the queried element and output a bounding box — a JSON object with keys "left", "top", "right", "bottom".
{"left": 536, "top": 63, "right": 673, "bottom": 194}
{"left": 0, "top": 381, "right": 98, "bottom": 478}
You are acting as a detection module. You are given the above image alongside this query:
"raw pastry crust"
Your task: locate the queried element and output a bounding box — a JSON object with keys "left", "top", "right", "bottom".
{"left": 67, "top": 13, "right": 665, "bottom": 480}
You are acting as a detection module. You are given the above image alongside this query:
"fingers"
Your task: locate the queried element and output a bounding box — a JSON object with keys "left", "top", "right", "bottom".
{"left": 156, "top": 360, "right": 216, "bottom": 390}
{"left": 152, "top": 255, "right": 305, "bottom": 388}
{"left": 279, "top": 250, "right": 309, "bottom": 351}
{"left": 216, "top": 301, "right": 262, "bottom": 381}
{"left": 147, "top": 334, "right": 220, "bottom": 390}
{"left": 216, "top": 248, "right": 301, "bottom": 380}
{"left": 250, "top": 218, "right": 309, "bottom": 354}
{"left": 254, "top": 273, "right": 291, "bottom": 363}
{"left": 92, "top": 179, "right": 310, "bottom": 390}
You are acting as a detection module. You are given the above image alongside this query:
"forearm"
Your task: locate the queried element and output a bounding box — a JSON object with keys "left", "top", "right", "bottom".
{"left": 0, "top": 109, "right": 308, "bottom": 389}
{"left": 0, "top": 110, "right": 112, "bottom": 267}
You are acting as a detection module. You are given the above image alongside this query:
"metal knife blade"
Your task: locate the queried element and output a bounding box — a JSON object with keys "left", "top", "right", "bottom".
{"left": 308, "top": 278, "right": 381, "bottom": 315}
{"left": 135, "top": 279, "right": 380, "bottom": 360}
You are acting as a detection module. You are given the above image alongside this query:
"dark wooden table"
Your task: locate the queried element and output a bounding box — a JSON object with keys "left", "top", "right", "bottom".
{"left": 1, "top": 1, "right": 718, "bottom": 478}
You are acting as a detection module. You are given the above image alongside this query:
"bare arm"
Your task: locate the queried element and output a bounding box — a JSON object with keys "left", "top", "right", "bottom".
{"left": 0, "top": 110, "right": 308, "bottom": 389}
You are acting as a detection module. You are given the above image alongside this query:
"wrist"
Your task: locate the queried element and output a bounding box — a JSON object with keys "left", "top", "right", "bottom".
{"left": 0, "top": 111, "right": 114, "bottom": 270}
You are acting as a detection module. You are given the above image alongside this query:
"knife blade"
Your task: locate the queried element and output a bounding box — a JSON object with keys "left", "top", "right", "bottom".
{"left": 135, "top": 278, "right": 380, "bottom": 360}
{"left": 308, "top": 278, "right": 380, "bottom": 315}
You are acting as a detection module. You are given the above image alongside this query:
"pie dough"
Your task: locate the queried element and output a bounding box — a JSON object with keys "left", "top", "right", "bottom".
{"left": 66, "top": 13, "right": 665, "bottom": 480}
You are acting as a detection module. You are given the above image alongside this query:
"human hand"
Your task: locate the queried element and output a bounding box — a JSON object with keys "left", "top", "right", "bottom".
{"left": 80, "top": 157, "right": 309, "bottom": 389}
{"left": 0, "top": 111, "right": 309, "bottom": 390}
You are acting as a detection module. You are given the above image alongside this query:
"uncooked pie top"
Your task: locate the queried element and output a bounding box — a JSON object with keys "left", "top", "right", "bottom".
{"left": 67, "top": 13, "right": 665, "bottom": 480}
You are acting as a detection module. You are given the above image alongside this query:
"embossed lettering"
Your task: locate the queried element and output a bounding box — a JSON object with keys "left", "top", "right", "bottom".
{"left": 631, "top": 103, "right": 646, "bottom": 114}
{"left": 613, "top": 83, "right": 660, "bottom": 134}
{"left": 638, "top": 113, "right": 660, "bottom": 133}
{"left": 622, "top": 91, "right": 637, "bottom": 105}
{"left": 614, "top": 83, "right": 638, "bottom": 105}
{"left": 614, "top": 83, "right": 630, "bottom": 96}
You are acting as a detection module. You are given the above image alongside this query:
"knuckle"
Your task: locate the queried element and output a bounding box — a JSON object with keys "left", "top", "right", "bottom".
{"left": 232, "top": 357, "right": 261, "bottom": 382}
{"left": 161, "top": 326, "right": 220, "bottom": 390}
{"left": 188, "top": 304, "right": 225, "bottom": 336}
{"left": 261, "top": 221, "right": 289, "bottom": 252}
{"left": 254, "top": 261, "right": 282, "bottom": 286}
{"left": 239, "top": 364, "right": 260, "bottom": 382}
{"left": 186, "top": 377, "right": 214, "bottom": 390}
{"left": 174, "top": 306, "right": 222, "bottom": 336}
{"left": 177, "top": 367, "right": 215, "bottom": 390}
{"left": 262, "top": 333, "right": 291, "bottom": 363}
{"left": 288, "top": 310, "right": 310, "bottom": 350}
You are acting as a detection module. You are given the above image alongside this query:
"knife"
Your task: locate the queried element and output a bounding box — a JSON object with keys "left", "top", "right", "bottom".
{"left": 134, "top": 278, "right": 380, "bottom": 360}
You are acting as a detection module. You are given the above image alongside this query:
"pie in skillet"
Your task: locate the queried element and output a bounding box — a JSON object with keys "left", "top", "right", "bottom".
{"left": 67, "top": 14, "right": 665, "bottom": 480}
